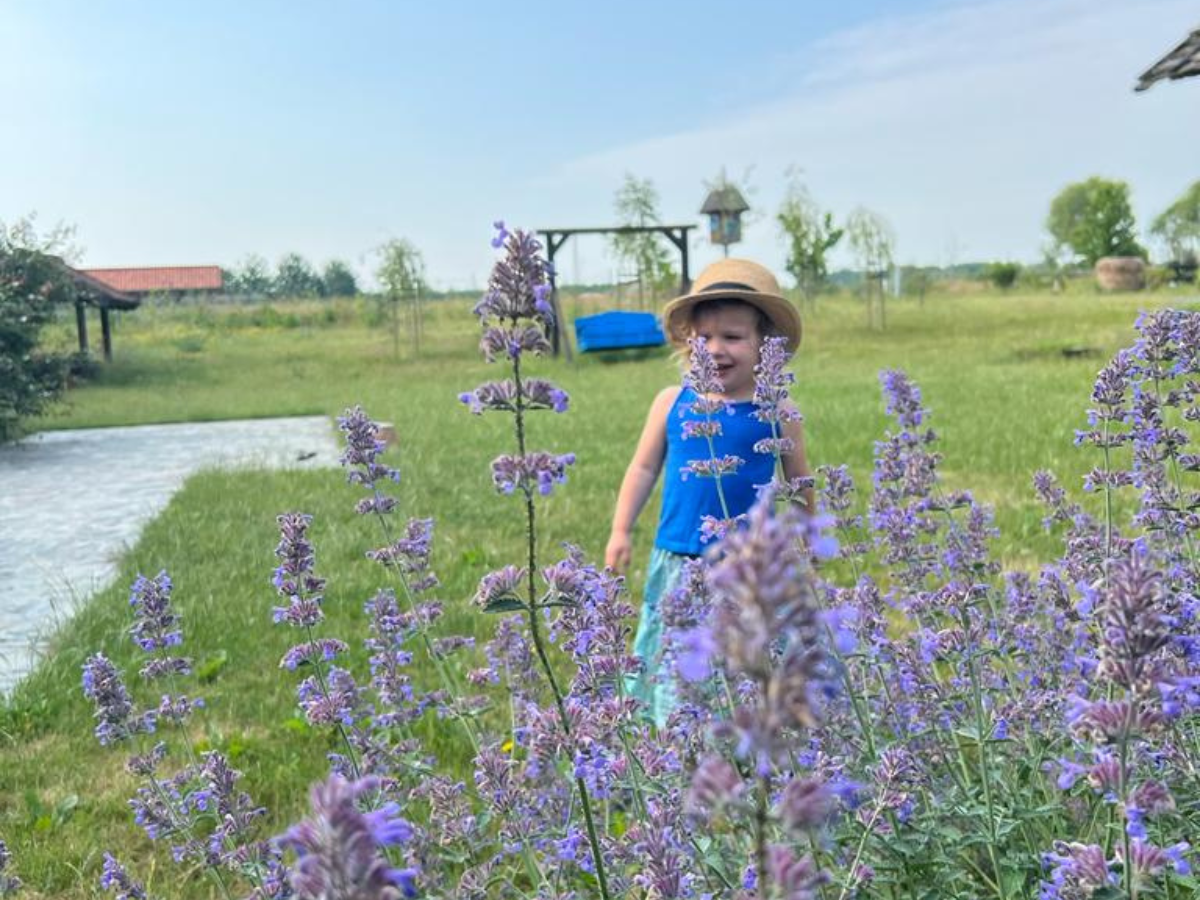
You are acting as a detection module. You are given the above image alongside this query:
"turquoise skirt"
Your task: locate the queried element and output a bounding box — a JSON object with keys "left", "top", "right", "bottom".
{"left": 627, "top": 546, "right": 692, "bottom": 726}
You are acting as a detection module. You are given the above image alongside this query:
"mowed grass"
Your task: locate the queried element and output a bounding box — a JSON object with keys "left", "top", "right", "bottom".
{"left": 3, "top": 285, "right": 1195, "bottom": 897}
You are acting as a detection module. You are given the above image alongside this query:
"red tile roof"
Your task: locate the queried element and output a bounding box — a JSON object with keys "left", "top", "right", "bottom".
{"left": 80, "top": 265, "right": 223, "bottom": 293}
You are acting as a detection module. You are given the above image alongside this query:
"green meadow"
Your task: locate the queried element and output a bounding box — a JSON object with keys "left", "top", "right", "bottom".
{"left": 2, "top": 284, "right": 1195, "bottom": 897}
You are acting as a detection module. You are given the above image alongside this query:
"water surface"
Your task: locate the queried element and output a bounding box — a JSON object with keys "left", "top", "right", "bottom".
{"left": 0, "top": 416, "right": 340, "bottom": 694}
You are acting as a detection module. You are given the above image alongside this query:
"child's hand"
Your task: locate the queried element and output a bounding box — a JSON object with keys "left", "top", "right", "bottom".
{"left": 605, "top": 531, "right": 632, "bottom": 574}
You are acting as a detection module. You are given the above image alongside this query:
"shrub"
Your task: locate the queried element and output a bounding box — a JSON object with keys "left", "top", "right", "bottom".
{"left": 0, "top": 220, "right": 77, "bottom": 443}
{"left": 985, "top": 261, "right": 1022, "bottom": 290}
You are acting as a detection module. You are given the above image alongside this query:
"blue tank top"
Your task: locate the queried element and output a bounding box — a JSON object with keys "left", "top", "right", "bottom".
{"left": 655, "top": 387, "right": 777, "bottom": 556}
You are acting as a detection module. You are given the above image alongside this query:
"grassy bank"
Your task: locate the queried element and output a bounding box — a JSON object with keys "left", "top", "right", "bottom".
{"left": 2, "top": 285, "right": 1194, "bottom": 896}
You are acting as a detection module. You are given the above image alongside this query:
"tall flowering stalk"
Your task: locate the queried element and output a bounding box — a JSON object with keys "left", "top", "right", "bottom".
{"left": 461, "top": 222, "right": 609, "bottom": 899}
{"left": 680, "top": 336, "right": 743, "bottom": 543}
{"left": 83, "top": 572, "right": 280, "bottom": 900}
{"left": 338, "top": 406, "right": 481, "bottom": 753}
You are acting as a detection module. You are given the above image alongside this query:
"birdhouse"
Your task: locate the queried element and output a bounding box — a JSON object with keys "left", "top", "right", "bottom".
{"left": 700, "top": 185, "right": 750, "bottom": 251}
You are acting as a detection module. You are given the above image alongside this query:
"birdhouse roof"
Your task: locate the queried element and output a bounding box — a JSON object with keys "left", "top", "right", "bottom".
{"left": 700, "top": 186, "right": 750, "bottom": 215}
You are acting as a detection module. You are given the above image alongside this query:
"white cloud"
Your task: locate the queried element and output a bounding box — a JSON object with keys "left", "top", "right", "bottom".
{"left": 531, "top": 0, "right": 1199, "bottom": 282}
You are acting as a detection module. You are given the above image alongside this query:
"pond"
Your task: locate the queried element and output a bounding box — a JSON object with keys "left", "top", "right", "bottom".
{"left": 0, "top": 416, "right": 341, "bottom": 694}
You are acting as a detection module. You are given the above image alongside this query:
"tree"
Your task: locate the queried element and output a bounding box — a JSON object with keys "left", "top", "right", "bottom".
{"left": 776, "top": 175, "right": 843, "bottom": 305}
{"left": 1046, "top": 177, "right": 1145, "bottom": 267}
{"left": 846, "top": 207, "right": 895, "bottom": 330}
{"left": 375, "top": 238, "right": 426, "bottom": 358}
{"left": 1150, "top": 180, "right": 1200, "bottom": 266}
{"left": 230, "top": 254, "right": 273, "bottom": 298}
{"left": 321, "top": 259, "right": 359, "bottom": 298}
{"left": 274, "top": 252, "right": 322, "bottom": 298}
{"left": 0, "top": 217, "right": 79, "bottom": 443}
{"left": 985, "top": 261, "right": 1022, "bottom": 290}
{"left": 610, "top": 173, "right": 676, "bottom": 307}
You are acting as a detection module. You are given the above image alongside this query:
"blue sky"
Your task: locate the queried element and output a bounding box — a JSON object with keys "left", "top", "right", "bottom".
{"left": 2, "top": 0, "right": 1197, "bottom": 289}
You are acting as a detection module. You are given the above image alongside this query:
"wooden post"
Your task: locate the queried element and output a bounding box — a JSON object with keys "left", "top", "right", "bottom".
{"left": 100, "top": 306, "right": 113, "bottom": 361}
{"left": 75, "top": 301, "right": 89, "bottom": 354}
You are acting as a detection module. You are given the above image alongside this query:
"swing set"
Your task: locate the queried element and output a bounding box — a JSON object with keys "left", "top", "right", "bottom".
{"left": 537, "top": 224, "right": 695, "bottom": 358}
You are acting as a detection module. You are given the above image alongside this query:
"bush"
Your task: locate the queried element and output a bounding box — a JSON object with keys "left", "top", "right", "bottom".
{"left": 985, "top": 260, "right": 1022, "bottom": 290}
{"left": 0, "top": 221, "right": 77, "bottom": 443}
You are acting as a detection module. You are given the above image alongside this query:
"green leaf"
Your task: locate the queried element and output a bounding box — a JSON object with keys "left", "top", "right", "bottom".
{"left": 196, "top": 649, "right": 229, "bottom": 683}
{"left": 483, "top": 596, "right": 527, "bottom": 613}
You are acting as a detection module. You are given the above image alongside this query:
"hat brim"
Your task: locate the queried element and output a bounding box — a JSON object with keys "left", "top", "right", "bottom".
{"left": 663, "top": 289, "right": 802, "bottom": 354}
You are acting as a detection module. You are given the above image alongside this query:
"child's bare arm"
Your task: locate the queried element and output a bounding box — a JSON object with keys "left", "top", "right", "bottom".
{"left": 781, "top": 407, "right": 816, "bottom": 514}
{"left": 605, "top": 386, "right": 679, "bottom": 573}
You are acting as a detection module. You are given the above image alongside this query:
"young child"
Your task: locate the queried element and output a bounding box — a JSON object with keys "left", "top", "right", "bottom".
{"left": 604, "top": 258, "right": 813, "bottom": 724}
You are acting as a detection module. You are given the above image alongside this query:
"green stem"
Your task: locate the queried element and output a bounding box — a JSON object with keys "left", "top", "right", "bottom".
{"left": 510, "top": 342, "right": 611, "bottom": 900}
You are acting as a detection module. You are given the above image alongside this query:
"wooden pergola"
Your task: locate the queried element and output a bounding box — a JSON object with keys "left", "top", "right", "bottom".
{"left": 65, "top": 265, "right": 140, "bottom": 362}
{"left": 537, "top": 224, "right": 695, "bottom": 357}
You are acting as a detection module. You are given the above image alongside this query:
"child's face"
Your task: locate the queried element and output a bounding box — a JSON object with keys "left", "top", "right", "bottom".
{"left": 691, "top": 305, "right": 762, "bottom": 398}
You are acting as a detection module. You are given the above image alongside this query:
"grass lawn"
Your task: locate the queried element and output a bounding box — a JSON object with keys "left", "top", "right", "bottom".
{"left": 2, "top": 284, "right": 1194, "bottom": 897}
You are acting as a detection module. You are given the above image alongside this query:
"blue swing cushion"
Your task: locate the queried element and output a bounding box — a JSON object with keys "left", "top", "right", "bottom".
{"left": 574, "top": 311, "right": 666, "bottom": 353}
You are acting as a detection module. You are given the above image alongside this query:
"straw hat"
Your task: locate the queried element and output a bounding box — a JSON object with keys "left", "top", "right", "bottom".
{"left": 663, "top": 258, "right": 802, "bottom": 353}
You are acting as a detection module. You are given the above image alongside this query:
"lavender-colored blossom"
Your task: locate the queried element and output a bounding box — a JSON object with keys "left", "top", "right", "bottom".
{"left": 698, "top": 514, "right": 745, "bottom": 544}
{"left": 82, "top": 654, "right": 155, "bottom": 745}
{"left": 685, "top": 756, "right": 744, "bottom": 813}
{"left": 766, "top": 845, "right": 826, "bottom": 900}
{"left": 490, "top": 451, "right": 576, "bottom": 496}
{"left": 753, "top": 335, "right": 802, "bottom": 426}
{"left": 681, "top": 454, "right": 744, "bottom": 480}
{"left": 473, "top": 227, "right": 553, "bottom": 325}
{"left": 272, "top": 513, "right": 326, "bottom": 616}
{"left": 297, "top": 667, "right": 363, "bottom": 728}
{"left": 1040, "top": 842, "right": 1115, "bottom": 898}
{"left": 338, "top": 406, "right": 401, "bottom": 488}
{"left": 778, "top": 776, "right": 832, "bottom": 832}
{"left": 128, "top": 571, "right": 184, "bottom": 656}
{"left": 280, "top": 775, "right": 417, "bottom": 900}
{"left": 473, "top": 565, "right": 526, "bottom": 610}
{"left": 680, "top": 418, "right": 723, "bottom": 440}
{"left": 365, "top": 518, "right": 436, "bottom": 588}
{"left": 99, "top": 853, "right": 149, "bottom": 900}
{"left": 280, "top": 639, "right": 350, "bottom": 671}
{"left": 880, "top": 369, "right": 926, "bottom": 428}
{"left": 459, "top": 377, "right": 569, "bottom": 415}
{"left": 683, "top": 337, "right": 725, "bottom": 405}
{"left": 1117, "top": 839, "right": 1192, "bottom": 885}
{"left": 0, "top": 841, "right": 21, "bottom": 897}
{"left": 706, "top": 496, "right": 828, "bottom": 765}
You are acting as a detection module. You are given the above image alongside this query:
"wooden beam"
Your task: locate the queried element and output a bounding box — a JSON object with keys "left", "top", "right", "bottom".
{"left": 100, "top": 306, "right": 113, "bottom": 362}
{"left": 75, "top": 301, "right": 89, "bottom": 354}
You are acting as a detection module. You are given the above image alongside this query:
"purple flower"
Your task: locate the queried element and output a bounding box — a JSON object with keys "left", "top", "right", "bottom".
{"left": 338, "top": 406, "right": 401, "bottom": 488}
{"left": 685, "top": 756, "right": 744, "bottom": 814}
{"left": 880, "top": 369, "right": 925, "bottom": 428}
{"left": 473, "top": 226, "right": 553, "bottom": 325}
{"left": 778, "top": 776, "right": 832, "bottom": 832}
{"left": 0, "top": 840, "right": 22, "bottom": 896}
{"left": 753, "top": 335, "right": 802, "bottom": 426}
{"left": 280, "top": 775, "right": 418, "bottom": 900}
{"left": 473, "top": 566, "right": 527, "bottom": 611}
{"left": 128, "top": 571, "right": 184, "bottom": 656}
{"left": 490, "top": 451, "right": 576, "bottom": 496}
{"left": 683, "top": 336, "right": 725, "bottom": 401}
{"left": 459, "top": 378, "right": 568, "bottom": 415}
{"left": 681, "top": 454, "right": 744, "bottom": 480}
{"left": 490, "top": 219, "right": 509, "bottom": 248}
{"left": 280, "top": 639, "right": 350, "bottom": 671}
{"left": 82, "top": 654, "right": 155, "bottom": 745}
{"left": 99, "top": 853, "right": 149, "bottom": 900}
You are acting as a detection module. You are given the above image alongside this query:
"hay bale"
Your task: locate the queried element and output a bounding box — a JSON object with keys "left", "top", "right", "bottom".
{"left": 1095, "top": 256, "right": 1146, "bottom": 291}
